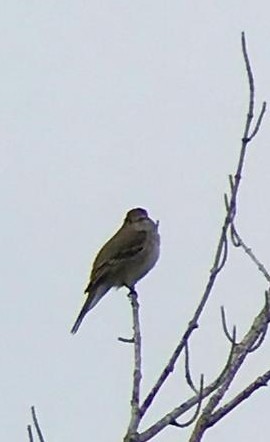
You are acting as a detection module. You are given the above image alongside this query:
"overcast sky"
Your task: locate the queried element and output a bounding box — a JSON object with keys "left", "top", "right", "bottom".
{"left": 1, "top": 2, "right": 270, "bottom": 441}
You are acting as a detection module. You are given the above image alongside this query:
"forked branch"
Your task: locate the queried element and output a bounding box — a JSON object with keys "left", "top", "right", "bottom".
{"left": 140, "top": 32, "right": 266, "bottom": 423}
{"left": 27, "top": 406, "right": 46, "bottom": 442}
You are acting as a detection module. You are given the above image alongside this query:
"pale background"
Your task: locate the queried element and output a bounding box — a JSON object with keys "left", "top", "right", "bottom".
{"left": 1, "top": 2, "right": 270, "bottom": 441}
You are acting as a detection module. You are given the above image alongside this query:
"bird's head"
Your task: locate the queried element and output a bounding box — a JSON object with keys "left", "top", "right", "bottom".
{"left": 124, "top": 208, "right": 148, "bottom": 224}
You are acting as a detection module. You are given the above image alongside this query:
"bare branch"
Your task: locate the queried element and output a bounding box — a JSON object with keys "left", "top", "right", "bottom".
{"left": 118, "top": 336, "right": 135, "bottom": 343}
{"left": 140, "top": 34, "right": 267, "bottom": 421}
{"left": 30, "top": 406, "right": 46, "bottom": 442}
{"left": 212, "top": 334, "right": 236, "bottom": 388}
{"left": 208, "top": 369, "right": 270, "bottom": 427}
{"left": 138, "top": 334, "right": 236, "bottom": 441}
{"left": 241, "top": 31, "right": 255, "bottom": 141}
{"left": 230, "top": 223, "right": 241, "bottom": 247}
{"left": 230, "top": 223, "right": 270, "bottom": 283}
{"left": 248, "top": 102, "right": 267, "bottom": 140}
{"left": 120, "top": 31, "right": 268, "bottom": 442}
{"left": 184, "top": 342, "right": 199, "bottom": 394}
{"left": 241, "top": 32, "right": 267, "bottom": 142}
{"left": 139, "top": 291, "right": 270, "bottom": 442}
{"left": 247, "top": 321, "right": 268, "bottom": 352}
{"left": 125, "top": 289, "right": 142, "bottom": 440}
{"left": 221, "top": 306, "right": 237, "bottom": 344}
{"left": 229, "top": 174, "right": 234, "bottom": 191}
{"left": 139, "top": 319, "right": 198, "bottom": 417}
{"left": 170, "top": 375, "right": 204, "bottom": 428}
{"left": 27, "top": 425, "right": 34, "bottom": 442}
{"left": 188, "top": 291, "right": 270, "bottom": 442}
{"left": 248, "top": 292, "right": 270, "bottom": 352}
{"left": 215, "top": 235, "right": 228, "bottom": 274}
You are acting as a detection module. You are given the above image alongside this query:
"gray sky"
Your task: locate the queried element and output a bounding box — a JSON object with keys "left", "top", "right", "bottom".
{"left": 1, "top": 2, "right": 270, "bottom": 441}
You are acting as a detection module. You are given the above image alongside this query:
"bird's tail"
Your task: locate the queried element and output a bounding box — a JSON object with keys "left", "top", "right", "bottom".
{"left": 70, "top": 299, "right": 89, "bottom": 334}
{"left": 71, "top": 283, "right": 108, "bottom": 334}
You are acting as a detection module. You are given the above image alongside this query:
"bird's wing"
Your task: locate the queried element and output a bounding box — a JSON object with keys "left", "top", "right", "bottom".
{"left": 86, "top": 227, "right": 147, "bottom": 290}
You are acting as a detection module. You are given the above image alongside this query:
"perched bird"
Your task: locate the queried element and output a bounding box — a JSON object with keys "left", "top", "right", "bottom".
{"left": 71, "top": 207, "right": 160, "bottom": 334}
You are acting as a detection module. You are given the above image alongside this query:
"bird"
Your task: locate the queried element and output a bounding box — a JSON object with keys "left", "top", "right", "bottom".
{"left": 71, "top": 207, "right": 160, "bottom": 334}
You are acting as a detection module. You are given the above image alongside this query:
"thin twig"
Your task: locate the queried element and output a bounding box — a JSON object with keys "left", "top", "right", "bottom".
{"left": 215, "top": 235, "right": 228, "bottom": 274}
{"left": 221, "top": 306, "right": 237, "bottom": 344}
{"left": 249, "top": 102, "right": 267, "bottom": 140}
{"left": 230, "top": 224, "right": 241, "bottom": 247}
{"left": 118, "top": 336, "right": 134, "bottom": 343}
{"left": 211, "top": 333, "right": 236, "bottom": 389}
{"left": 248, "top": 292, "right": 269, "bottom": 352}
{"left": 230, "top": 223, "right": 270, "bottom": 283}
{"left": 247, "top": 321, "right": 268, "bottom": 352}
{"left": 184, "top": 342, "right": 199, "bottom": 393}
{"left": 27, "top": 425, "right": 34, "bottom": 442}
{"left": 170, "top": 375, "right": 204, "bottom": 428}
{"left": 241, "top": 31, "right": 255, "bottom": 141}
{"left": 207, "top": 369, "right": 270, "bottom": 427}
{"left": 31, "top": 406, "right": 46, "bottom": 442}
{"left": 229, "top": 174, "right": 234, "bottom": 191}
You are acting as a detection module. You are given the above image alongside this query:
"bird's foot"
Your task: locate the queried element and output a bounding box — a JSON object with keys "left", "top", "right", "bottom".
{"left": 125, "top": 285, "right": 137, "bottom": 296}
